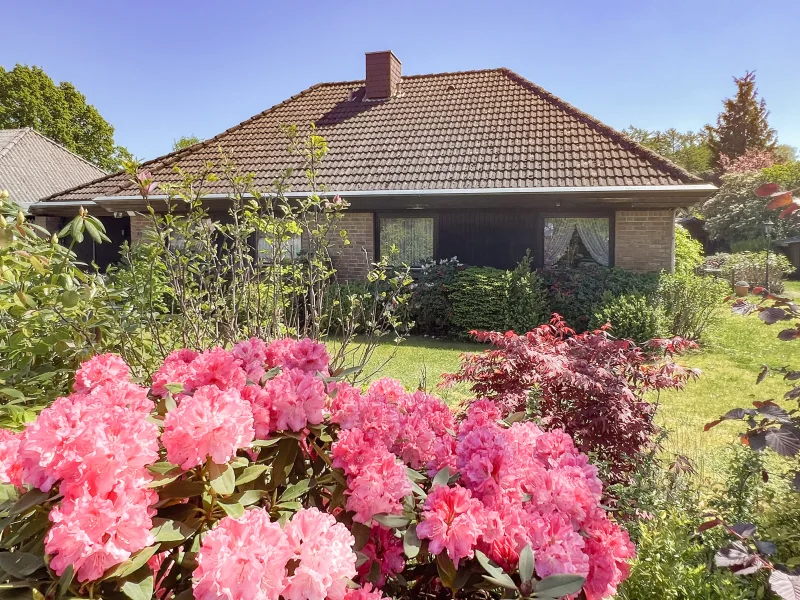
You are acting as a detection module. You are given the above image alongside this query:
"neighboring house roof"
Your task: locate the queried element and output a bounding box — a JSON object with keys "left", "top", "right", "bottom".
{"left": 40, "top": 67, "right": 703, "bottom": 204}
{"left": 0, "top": 128, "right": 106, "bottom": 210}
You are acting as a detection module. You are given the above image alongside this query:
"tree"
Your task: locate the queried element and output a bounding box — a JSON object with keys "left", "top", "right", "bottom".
{"left": 172, "top": 135, "right": 202, "bottom": 151}
{"left": 624, "top": 126, "right": 713, "bottom": 176}
{"left": 706, "top": 71, "right": 776, "bottom": 169}
{"left": 0, "top": 64, "right": 128, "bottom": 171}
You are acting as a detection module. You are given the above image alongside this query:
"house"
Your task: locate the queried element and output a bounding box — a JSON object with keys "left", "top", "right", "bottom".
{"left": 31, "top": 51, "right": 716, "bottom": 279}
{"left": 0, "top": 128, "right": 105, "bottom": 213}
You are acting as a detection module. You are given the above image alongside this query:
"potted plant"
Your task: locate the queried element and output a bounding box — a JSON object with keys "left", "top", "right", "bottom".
{"left": 734, "top": 280, "right": 750, "bottom": 297}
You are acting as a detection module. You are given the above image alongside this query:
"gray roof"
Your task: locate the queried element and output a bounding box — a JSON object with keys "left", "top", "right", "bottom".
{"left": 0, "top": 128, "right": 106, "bottom": 211}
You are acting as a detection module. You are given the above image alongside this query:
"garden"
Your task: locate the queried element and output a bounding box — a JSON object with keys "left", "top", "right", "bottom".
{"left": 1, "top": 137, "right": 800, "bottom": 600}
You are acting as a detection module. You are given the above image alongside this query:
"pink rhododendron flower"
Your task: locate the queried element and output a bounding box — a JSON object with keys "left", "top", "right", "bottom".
{"left": 457, "top": 398, "right": 501, "bottom": 438}
{"left": 265, "top": 338, "right": 296, "bottom": 369}
{"left": 455, "top": 423, "right": 513, "bottom": 503}
{"left": 265, "top": 338, "right": 329, "bottom": 374}
{"left": 73, "top": 353, "right": 130, "bottom": 394}
{"left": 393, "top": 391, "right": 455, "bottom": 470}
{"left": 262, "top": 368, "right": 326, "bottom": 432}
{"left": 527, "top": 511, "right": 589, "bottom": 580}
{"left": 344, "top": 450, "right": 411, "bottom": 524}
{"left": 233, "top": 338, "right": 269, "bottom": 383}
{"left": 417, "top": 484, "right": 485, "bottom": 568}
{"left": 283, "top": 507, "right": 357, "bottom": 600}
{"left": 194, "top": 508, "right": 293, "bottom": 600}
{"left": 240, "top": 384, "right": 271, "bottom": 439}
{"left": 162, "top": 385, "right": 255, "bottom": 469}
{"left": 365, "top": 378, "right": 406, "bottom": 404}
{"left": 327, "top": 381, "right": 364, "bottom": 429}
{"left": 46, "top": 475, "right": 156, "bottom": 582}
{"left": 582, "top": 517, "right": 636, "bottom": 600}
{"left": 343, "top": 584, "right": 388, "bottom": 600}
{"left": 18, "top": 383, "right": 158, "bottom": 494}
{"left": 0, "top": 429, "right": 22, "bottom": 488}
{"left": 356, "top": 525, "right": 404, "bottom": 587}
{"left": 151, "top": 348, "right": 199, "bottom": 396}
{"left": 186, "top": 347, "right": 247, "bottom": 393}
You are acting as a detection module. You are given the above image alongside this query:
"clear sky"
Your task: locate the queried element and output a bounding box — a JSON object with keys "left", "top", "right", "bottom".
{"left": 4, "top": 0, "right": 798, "bottom": 162}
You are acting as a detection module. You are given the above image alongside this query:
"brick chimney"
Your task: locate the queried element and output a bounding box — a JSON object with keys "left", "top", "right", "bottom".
{"left": 365, "top": 51, "right": 401, "bottom": 100}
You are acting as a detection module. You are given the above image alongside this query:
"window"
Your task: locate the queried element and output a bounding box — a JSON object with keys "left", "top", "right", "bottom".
{"left": 544, "top": 217, "right": 610, "bottom": 267}
{"left": 257, "top": 233, "right": 303, "bottom": 262}
{"left": 379, "top": 217, "right": 434, "bottom": 266}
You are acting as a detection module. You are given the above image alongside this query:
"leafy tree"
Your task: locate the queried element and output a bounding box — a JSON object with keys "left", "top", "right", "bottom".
{"left": 706, "top": 71, "right": 776, "bottom": 169}
{"left": 624, "top": 126, "right": 713, "bottom": 176}
{"left": 172, "top": 135, "right": 202, "bottom": 151}
{"left": 702, "top": 162, "right": 800, "bottom": 243}
{"left": 0, "top": 64, "right": 128, "bottom": 171}
{"left": 775, "top": 144, "right": 798, "bottom": 164}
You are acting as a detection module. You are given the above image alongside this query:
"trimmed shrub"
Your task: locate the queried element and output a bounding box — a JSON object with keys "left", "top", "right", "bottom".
{"left": 409, "top": 257, "right": 463, "bottom": 336}
{"left": 658, "top": 272, "right": 729, "bottom": 340}
{"left": 449, "top": 266, "right": 508, "bottom": 334}
{"left": 503, "top": 251, "right": 549, "bottom": 334}
{"left": 591, "top": 292, "right": 665, "bottom": 344}
{"left": 675, "top": 224, "right": 704, "bottom": 275}
{"left": 543, "top": 265, "right": 659, "bottom": 331}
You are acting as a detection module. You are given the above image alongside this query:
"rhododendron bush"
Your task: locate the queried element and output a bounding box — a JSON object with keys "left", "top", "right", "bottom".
{"left": 444, "top": 316, "right": 700, "bottom": 480}
{"left": 0, "top": 338, "right": 633, "bottom": 600}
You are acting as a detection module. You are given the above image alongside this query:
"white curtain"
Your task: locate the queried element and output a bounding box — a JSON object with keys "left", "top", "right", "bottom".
{"left": 576, "top": 218, "right": 610, "bottom": 267}
{"left": 544, "top": 218, "right": 577, "bottom": 267}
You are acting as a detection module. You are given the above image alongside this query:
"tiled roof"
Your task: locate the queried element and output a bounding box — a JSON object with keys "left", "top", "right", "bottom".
{"left": 0, "top": 128, "right": 106, "bottom": 210}
{"left": 42, "top": 68, "right": 701, "bottom": 202}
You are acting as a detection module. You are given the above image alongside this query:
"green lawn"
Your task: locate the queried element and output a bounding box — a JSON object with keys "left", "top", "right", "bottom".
{"left": 354, "top": 285, "right": 800, "bottom": 478}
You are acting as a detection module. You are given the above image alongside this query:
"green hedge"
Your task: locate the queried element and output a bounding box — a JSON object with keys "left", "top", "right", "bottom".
{"left": 591, "top": 292, "right": 665, "bottom": 344}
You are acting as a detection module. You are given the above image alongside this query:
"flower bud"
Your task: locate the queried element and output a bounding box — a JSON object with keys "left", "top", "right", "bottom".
{"left": 51, "top": 233, "right": 59, "bottom": 245}
{"left": 0, "top": 215, "right": 7, "bottom": 228}
{"left": 0, "top": 189, "right": 9, "bottom": 199}
{"left": 16, "top": 211, "right": 24, "bottom": 225}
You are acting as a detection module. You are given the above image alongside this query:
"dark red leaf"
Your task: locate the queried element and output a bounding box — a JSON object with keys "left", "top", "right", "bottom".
{"left": 780, "top": 203, "right": 800, "bottom": 219}
{"left": 748, "top": 432, "right": 767, "bottom": 451}
{"left": 752, "top": 286, "right": 767, "bottom": 295}
{"left": 760, "top": 307, "right": 792, "bottom": 325}
{"left": 785, "top": 387, "right": 800, "bottom": 400}
{"left": 723, "top": 408, "right": 748, "bottom": 420}
{"left": 756, "top": 183, "right": 781, "bottom": 197}
{"left": 767, "top": 192, "right": 794, "bottom": 210}
{"left": 792, "top": 471, "right": 800, "bottom": 491}
{"left": 729, "top": 522, "right": 757, "bottom": 538}
{"left": 785, "top": 371, "right": 800, "bottom": 381}
{"left": 732, "top": 300, "right": 758, "bottom": 316}
{"left": 756, "top": 403, "right": 791, "bottom": 422}
{"left": 765, "top": 426, "right": 800, "bottom": 457}
{"left": 779, "top": 329, "right": 800, "bottom": 342}
{"left": 757, "top": 365, "right": 769, "bottom": 384}
{"left": 755, "top": 540, "right": 777, "bottom": 556}
{"left": 715, "top": 541, "right": 753, "bottom": 567}
{"left": 704, "top": 419, "right": 722, "bottom": 431}
{"left": 770, "top": 570, "right": 800, "bottom": 600}
{"left": 698, "top": 518, "right": 722, "bottom": 532}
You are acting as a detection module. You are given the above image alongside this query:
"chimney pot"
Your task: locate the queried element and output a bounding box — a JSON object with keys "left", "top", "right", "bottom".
{"left": 365, "top": 51, "right": 401, "bottom": 100}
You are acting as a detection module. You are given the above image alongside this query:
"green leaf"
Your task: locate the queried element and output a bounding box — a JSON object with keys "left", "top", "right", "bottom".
{"left": 403, "top": 524, "right": 421, "bottom": 559}
{"left": 409, "top": 480, "right": 427, "bottom": 499}
{"left": 274, "top": 501, "right": 302, "bottom": 511}
{"left": 372, "top": 514, "right": 410, "bottom": 529}
{"left": 60, "top": 290, "right": 80, "bottom": 308}
{"left": 432, "top": 467, "right": 451, "bottom": 488}
{"left": 218, "top": 500, "right": 245, "bottom": 518}
{"left": 83, "top": 219, "right": 102, "bottom": 244}
{"left": 482, "top": 574, "right": 518, "bottom": 591}
{"left": 235, "top": 464, "right": 269, "bottom": 486}
{"left": 0, "top": 387, "right": 25, "bottom": 400}
{"left": 164, "top": 382, "right": 184, "bottom": 395}
{"left": 236, "top": 489, "right": 267, "bottom": 506}
{"left": 436, "top": 553, "right": 457, "bottom": 589}
{"left": 8, "top": 488, "right": 50, "bottom": 516}
{"left": 158, "top": 480, "right": 205, "bottom": 502}
{"left": 57, "top": 564, "right": 74, "bottom": 599}
{"left": 103, "top": 545, "right": 159, "bottom": 580}
{"left": 208, "top": 462, "right": 235, "bottom": 496}
{"left": 406, "top": 468, "right": 426, "bottom": 482}
{"left": 121, "top": 573, "right": 154, "bottom": 600}
{"left": 250, "top": 438, "right": 281, "bottom": 448}
{"left": 505, "top": 411, "right": 528, "bottom": 425}
{"left": 534, "top": 573, "right": 586, "bottom": 598}
{"left": 150, "top": 518, "right": 194, "bottom": 547}
{"left": 519, "top": 543, "right": 534, "bottom": 585}
{"left": 0, "top": 552, "right": 44, "bottom": 578}
{"left": 352, "top": 522, "right": 371, "bottom": 551}
{"left": 279, "top": 479, "right": 311, "bottom": 503}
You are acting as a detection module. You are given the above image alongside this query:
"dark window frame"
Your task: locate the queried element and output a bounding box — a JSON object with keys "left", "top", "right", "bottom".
{"left": 536, "top": 210, "right": 616, "bottom": 268}
{"left": 374, "top": 211, "right": 439, "bottom": 268}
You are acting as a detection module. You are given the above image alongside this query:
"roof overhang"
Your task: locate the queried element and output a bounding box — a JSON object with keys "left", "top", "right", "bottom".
{"left": 31, "top": 184, "right": 717, "bottom": 215}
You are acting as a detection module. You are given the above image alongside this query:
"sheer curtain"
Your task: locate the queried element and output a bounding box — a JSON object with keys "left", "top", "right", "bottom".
{"left": 576, "top": 218, "right": 610, "bottom": 266}
{"left": 544, "top": 218, "right": 577, "bottom": 267}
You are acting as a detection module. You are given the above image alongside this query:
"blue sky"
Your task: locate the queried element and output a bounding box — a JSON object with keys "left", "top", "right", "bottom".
{"left": 4, "top": 0, "right": 798, "bottom": 161}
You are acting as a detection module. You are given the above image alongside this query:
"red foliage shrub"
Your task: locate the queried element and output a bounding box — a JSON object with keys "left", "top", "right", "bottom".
{"left": 443, "top": 315, "right": 700, "bottom": 480}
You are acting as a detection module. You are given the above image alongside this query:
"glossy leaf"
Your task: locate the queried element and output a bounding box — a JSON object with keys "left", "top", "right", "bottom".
{"left": 518, "top": 543, "right": 534, "bottom": 584}
{"left": 756, "top": 183, "right": 781, "bottom": 197}
{"left": 403, "top": 525, "right": 421, "bottom": 559}
{"left": 0, "top": 552, "right": 45, "bottom": 578}
{"left": 535, "top": 573, "right": 586, "bottom": 598}
{"left": 372, "top": 514, "right": 410, "bottom": 529}
{"left": 766, "top": 192, "right": 794, "bottom": 210}
{"left": 121, "top": 572, "right": 154, "bottom": 600}
{"left": 432, "top": 467, "right": 451, "bottom": 488}
{"left": 278, "top": 479, "right": 311, "bottom": 503}
{"left": 765, "top": 426, "right": 800, "bottom": 457}
{"left": 716, "top": 541, "right": 752, "bottom": 567}
{"left": 208, "top": 462, "right": 235, "bottom": 496}
{"left": 235, "top": 464, "right": 269, "bottom": 486}
{"left": 770, "top": 570, "right": 800, "bottom": 600}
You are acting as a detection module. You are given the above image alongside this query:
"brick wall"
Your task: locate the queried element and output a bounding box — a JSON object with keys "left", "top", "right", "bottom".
{"left": 129, "top": 214, "right": 152, "bottom": 246}
{"left": 614, "top": 209, "right": 676, "bottom": 273}
{"left": 33, "top": 216, "right": 61, "bottom": 238}
{"left": 324, "top": 212, "right": 374, "bottom": 281}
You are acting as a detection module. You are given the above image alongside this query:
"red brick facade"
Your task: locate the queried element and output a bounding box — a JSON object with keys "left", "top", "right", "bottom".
{"left": 326, "top": 212, "right": 375, "bottom": 281}
{"left": 129, "top": 214, "right": 152, "bottom": 246}
{"left": 365, "top": 51, "right": 402, "bottom": 100}
{"left": 614, "top": 209, "right": 676, "bottom": 273}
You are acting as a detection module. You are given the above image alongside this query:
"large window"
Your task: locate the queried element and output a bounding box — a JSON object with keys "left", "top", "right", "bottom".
{"left": 379, "top": 216, "right": 434, "bottom": 266}
{"left": 544, "top": 217, "right": 610, "bottom": 267}
{"left": 256, "top": 233, "right": 302, "bottom": 262}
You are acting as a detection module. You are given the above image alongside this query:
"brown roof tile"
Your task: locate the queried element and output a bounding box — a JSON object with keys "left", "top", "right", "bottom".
{"left": 42, "top": 68, "right": 700, "bottom": 202}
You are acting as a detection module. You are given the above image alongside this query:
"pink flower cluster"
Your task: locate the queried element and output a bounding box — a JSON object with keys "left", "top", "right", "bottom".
{"left": 6, "top": 354, "right": 160, "bottom": 582}
{"left": 417, "top": 402, "right": 634, "bottom": 600}
{"left": 194, "top": 507, "right": 367, "bottom": 600}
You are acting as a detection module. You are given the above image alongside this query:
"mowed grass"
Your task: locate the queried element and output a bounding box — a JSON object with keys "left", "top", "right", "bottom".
{"left": 354, "top": 281, "right": 800, "bottom": 477}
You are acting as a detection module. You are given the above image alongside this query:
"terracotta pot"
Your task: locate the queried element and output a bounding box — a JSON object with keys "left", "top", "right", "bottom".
{"left": 734, "top": 284, "right": 749, "bottom": 297}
